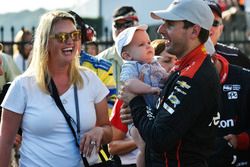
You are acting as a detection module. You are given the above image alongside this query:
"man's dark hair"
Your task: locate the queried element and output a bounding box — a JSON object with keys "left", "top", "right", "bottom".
{"left": 205, "top": 0, "right": 222, "bottom": 18}
{"left": 183, "top": 20, "right": 209, "bottom": 44}
{"left": 113, "top": 6, "right": 136, "bottom": 19}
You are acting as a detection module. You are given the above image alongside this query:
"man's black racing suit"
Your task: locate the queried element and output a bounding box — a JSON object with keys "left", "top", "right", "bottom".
{"left": 129, "top": 44, "right": 221, "bottom": 167}
{"left": 208, "top": 54, "right": 250, "bottom": 167}
{"left": 215, "top": 42, "right": 250, "bottom": 69}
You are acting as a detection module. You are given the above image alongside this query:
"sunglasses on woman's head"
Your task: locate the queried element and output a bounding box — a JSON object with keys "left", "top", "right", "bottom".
{"left": 49, "top": 30, "right": 81, "bottom": 43}
{"left": 114, "top": 20, "right": 137, "bottom": 29}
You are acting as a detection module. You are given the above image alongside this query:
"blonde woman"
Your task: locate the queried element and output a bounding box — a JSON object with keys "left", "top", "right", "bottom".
{"left": 0, "top": 10, "right": 112, "bottom": 166}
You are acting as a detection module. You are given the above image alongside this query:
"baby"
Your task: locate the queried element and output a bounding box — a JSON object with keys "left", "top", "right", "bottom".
{"left": 115, "top": 24, "right": 169, "bottom": 167}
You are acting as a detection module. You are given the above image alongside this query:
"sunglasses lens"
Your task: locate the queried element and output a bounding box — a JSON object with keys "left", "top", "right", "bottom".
{"left": 114, "top": 21, "right": 135, "bottom": 29}
{"left": 71, "top": 31, "right": 81, "bottom": 41}
{"left": 57, "top": 33, "right": 68, "bottom": 43}
{"left": 52, "top": 31, "right": 81, "bottom": 43}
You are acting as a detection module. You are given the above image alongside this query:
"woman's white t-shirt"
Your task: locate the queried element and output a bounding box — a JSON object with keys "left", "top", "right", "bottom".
{"left": 1, "top": 70, "right": 109, "bottom": 167}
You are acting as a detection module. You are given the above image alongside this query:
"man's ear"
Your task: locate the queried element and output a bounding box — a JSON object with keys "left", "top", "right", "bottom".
{"left": 190, "top": 25, "right": 201, "bottom": 38}
{"left": 121, "top": 51, "right": 133, "bottom": 60}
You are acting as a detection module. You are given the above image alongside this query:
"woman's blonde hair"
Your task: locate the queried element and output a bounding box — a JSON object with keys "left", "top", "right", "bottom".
{"left": 26, "top": 10, "right": 83, "bottom": 93}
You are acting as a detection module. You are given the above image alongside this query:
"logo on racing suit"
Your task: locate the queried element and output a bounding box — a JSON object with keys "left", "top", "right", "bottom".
{"left": 146, "top": 106, "right": 155, "bottom": 120}
{"left": 163, "top": 102, "right": 175, "bottom": 114}
{"left": 174, "top": 86, "right": 187, "bottom": 95}
{"left": 209, "top": 112, "right": 220, "bottom": 126}
{"left": 176, "top": 81, "right": 191, "bottom": 89}
{"left": 218, "top": 119, "right": 235, "bottom": 128}
{"left": 168, "top": 93, "right": 180, "bottom": 108}
{"left": 156, "top": 96, "right": 164, "bottom": 109}
{"left": 227, "top": 91, "right": 238, "bottom": 99}
{"left": 223, "top": 84, "right": 240, "bottom": 100}
{"left": 223, "top": 84, "right": 240, "bottom": 92}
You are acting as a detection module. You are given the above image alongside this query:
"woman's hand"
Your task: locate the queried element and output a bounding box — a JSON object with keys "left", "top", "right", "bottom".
{"left": 79, "top": 98, "right": 112, "bottom": 157}
{"left": 80, "top": 127, "right": 104, "bottom": 157}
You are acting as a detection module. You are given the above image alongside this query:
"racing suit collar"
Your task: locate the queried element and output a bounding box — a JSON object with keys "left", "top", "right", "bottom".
{"left": 174, "top": 44, "right": 207, "bottom": 71}
{"left": 214, "top": 53, "right": 229, "bottom": 84}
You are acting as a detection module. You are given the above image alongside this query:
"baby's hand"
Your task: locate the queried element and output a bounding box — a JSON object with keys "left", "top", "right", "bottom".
{"left": 150, "top": 87, "right": 161, "bottom": 95}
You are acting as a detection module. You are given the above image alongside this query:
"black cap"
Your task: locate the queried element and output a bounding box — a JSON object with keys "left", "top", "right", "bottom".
{"left": 68, "top": 11, "right": 86, "bottom": 30}
{"left": 205, "top": 0, "right": 222, "bottom": 18}
{"left": 68, "top": 11, "right": 95, "bottom": 43}
{"left": 113, "top": 6, "right": 138, "bottom": 22}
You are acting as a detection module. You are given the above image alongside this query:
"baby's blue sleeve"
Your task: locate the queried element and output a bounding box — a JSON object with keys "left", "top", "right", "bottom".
{"left": 120, "top": 62, "right": 139, "bottom": 82}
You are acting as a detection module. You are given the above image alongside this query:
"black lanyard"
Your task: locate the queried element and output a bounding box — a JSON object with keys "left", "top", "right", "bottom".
{"left": 48, "top": 78, "right": 90, "bottom": 166}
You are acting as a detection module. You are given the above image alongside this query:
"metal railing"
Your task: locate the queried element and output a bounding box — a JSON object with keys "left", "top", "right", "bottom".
{"left": 0, "top": 25, "right": 115, "bottom": 55}
{"left": 1, "top": 23, "right": 250, "bottom": 56}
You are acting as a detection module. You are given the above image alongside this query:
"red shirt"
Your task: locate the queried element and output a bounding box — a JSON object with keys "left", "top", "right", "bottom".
{"left": 110, "top": 99, "right": 128, "bottom": 133}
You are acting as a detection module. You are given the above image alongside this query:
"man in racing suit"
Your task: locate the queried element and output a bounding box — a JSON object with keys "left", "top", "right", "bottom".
{"left": 206, "top": 0, "right": 250, "bottom": 69}
{"left": 120, "top": 0, "right": 221, "bottom": 166}
{"left": 208, "top": 53, "right": 250, "bottom": 167}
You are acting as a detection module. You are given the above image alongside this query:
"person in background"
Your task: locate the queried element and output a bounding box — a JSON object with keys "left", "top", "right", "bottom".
{"left": 205, "top": 38, "right": 250, "bottom": 167}
{"left": 69, "top": 11, "right": 116, "bottom": 115}
{"left": 0, "top": 43, "right": 21, "bottom": 167}
{"left": 109, "top": 99, "right": 138, "bottom": 167}
{"left": 85, "top": 41, "right": 99, "bottom": 56}
{"left": 0, "top": 44, "right": 3, "bottom": 76}
{"left": 0, "top": 44, "right": 20, "bottom": 91}
{"left": 151, "top": 39, "right": 177, "bottom": 72}
{"left": 206, "top": 0, "right": 250, "bottom": 69}
{"left": 13, "top": 29, "right": 33, "bottom": 73}
{"left": 120, "top": 0, "right": 221, "bottom": 166}
{"left": 245, "top": 0, "right": 250, "bottom": 40}
{"left": 98, "top": 6, "right": 139, "bottom": 92}
{"left": 0, "top": 10, "right": 112, "bottom": 166}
